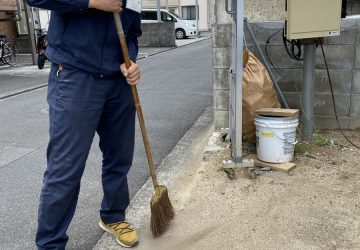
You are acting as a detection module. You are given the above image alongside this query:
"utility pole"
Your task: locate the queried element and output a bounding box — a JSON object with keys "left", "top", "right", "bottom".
{"left": 23, "top": 0, "right": 36, "bottom": 65}
{"left": 195, "top": 0, "right": 199, "bottom": 37}
{"left": 156, "top": 0, "right": 161, "bottom": 21}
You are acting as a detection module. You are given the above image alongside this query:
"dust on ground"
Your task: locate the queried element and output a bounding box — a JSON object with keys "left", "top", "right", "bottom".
{"left": 135, "top": 130, "right": 360, "bottom": 250}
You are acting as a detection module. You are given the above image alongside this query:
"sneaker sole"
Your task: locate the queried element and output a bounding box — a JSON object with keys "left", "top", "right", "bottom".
{"left": 99, "top": 221, "right": 138, "bottom": 248}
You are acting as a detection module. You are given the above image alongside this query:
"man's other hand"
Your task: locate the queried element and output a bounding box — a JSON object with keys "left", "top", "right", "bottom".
{"left": 120, "top": 61, "right": 141, "bottom": 86}
{"left": 88, "top": 0, "right": 122, "bottom": 12}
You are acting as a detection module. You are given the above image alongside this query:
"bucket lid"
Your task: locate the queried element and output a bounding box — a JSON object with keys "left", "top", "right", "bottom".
{"left": 255, "top": 114, "right": 299, "bottom": 121}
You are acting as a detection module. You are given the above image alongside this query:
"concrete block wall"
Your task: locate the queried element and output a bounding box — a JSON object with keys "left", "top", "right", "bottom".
{"left": 246, "top": 19, "right": 360, "bottom": 129}
{"left": 138, "top": 22, "right": 176, "bottom": 47}
{"left": 210, "top": 0, "right": 232, "bottom": 128}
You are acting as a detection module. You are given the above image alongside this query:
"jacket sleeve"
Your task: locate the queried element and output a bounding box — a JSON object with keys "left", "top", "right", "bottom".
{"left": 26, "top": 0, "right": 89, "bottom": 14}
{"left": 126, "top": 12, "right": 142, "bottom": 62}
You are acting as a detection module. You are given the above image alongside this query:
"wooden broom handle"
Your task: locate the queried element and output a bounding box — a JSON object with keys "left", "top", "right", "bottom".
{"left": 113, "top": 13, "right": 159, "bottom": 188}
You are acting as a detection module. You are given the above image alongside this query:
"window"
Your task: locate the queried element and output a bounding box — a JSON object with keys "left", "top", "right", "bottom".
{"left": 161, "top": 12, "right": 175, "bottom": 22}
{"left": 182, "top": 6, "right": 196, "bottom": 20}
{"left": 141, "top": 11, "right": 157, "bottom": 21}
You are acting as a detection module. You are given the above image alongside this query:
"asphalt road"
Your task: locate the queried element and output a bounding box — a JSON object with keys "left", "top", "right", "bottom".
{"left": 0, "top": 39, "right": 212, "bottom": 249}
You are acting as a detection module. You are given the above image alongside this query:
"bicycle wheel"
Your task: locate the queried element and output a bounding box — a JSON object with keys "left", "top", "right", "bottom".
{"left": 3, "top": 41, "right": 19, "bottom": 66}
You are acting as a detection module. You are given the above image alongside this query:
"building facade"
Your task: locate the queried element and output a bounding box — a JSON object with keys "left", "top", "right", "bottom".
{"left": 0, "top": 0, "right": 18, "bottom": 38}
{"left": 142, "top": 0, "right": 210, "bottom": 31}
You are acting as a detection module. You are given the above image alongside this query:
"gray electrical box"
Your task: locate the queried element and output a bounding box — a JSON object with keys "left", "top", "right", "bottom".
{"left": 285, "top": 0, "right": 342, "bottom": 39}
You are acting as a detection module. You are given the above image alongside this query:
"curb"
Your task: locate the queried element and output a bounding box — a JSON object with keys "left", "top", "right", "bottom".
{"left": 93, "top": 106, "right": 213, "bottom": 250}
{"left": 0, "top": 83, "right": 48, "bottom": 100}
{"left": 137, "top": 36, "right": 210, "bottom": 60}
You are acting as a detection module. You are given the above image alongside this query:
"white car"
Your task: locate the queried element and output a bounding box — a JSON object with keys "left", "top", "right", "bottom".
{"left": 141, "top": 9, "right": 197, "bottom": 39}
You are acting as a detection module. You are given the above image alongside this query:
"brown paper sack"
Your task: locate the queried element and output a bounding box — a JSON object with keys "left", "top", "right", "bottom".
{"left": 242, "top": 49, "right": 281, "bottom": 142}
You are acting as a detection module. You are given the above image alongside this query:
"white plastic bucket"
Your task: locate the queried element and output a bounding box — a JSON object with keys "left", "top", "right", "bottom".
{"left": 254, "top": 115, "right": 299, "bottom": 163}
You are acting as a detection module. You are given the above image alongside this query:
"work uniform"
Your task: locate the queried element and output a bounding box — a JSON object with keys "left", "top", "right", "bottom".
{"left": 25, "top": 0, "right": 142, "bottom": 249}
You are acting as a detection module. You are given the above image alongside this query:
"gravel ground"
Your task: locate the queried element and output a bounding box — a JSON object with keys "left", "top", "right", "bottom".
{"left": 133, "top": 130, "right": 360, "bottom": 250}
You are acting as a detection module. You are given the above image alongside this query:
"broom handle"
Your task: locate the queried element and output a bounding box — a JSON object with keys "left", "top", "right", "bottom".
{"left": 113, "top": 13, "right": 159, "bottom": 188}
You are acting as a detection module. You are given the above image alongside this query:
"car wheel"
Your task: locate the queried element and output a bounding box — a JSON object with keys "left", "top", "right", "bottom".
{"left": 175, "top": 29, "right": 185, "bottom": 39}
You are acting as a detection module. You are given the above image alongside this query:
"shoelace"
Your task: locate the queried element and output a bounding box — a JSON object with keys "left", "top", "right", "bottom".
{"left": 109, "top": 222, "right": 134, "bottom": 235}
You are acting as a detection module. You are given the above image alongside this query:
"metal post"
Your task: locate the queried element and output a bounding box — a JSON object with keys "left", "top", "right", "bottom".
{"left": 23, "top": 0, "right": 36, "bottom": 65}
{"left": 224, "top": 0, "right": 253, "bottom": 169}
{"left": 156, "top": 0, "right": 161, "bottom": 21}
{"left": 301, "top": 44, "right": 316, "bottom": 140}
{"left": 233, "top": 0, "right": 244, "bottom": 163}
{"left": 195, "top": 0, "right": 199, "bottom": 37}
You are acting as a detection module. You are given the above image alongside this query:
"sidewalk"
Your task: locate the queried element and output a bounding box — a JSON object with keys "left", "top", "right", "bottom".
{"left": 94, "top": 116, "right": 360, "bottom": 249}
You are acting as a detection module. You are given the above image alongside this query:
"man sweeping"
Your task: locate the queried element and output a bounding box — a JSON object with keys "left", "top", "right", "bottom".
{"left": 26, "top": 0, "right": 142, "bottom": 248}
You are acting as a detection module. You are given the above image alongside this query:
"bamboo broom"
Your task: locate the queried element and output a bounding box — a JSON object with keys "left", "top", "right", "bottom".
{"left": 113, "top": 13, "right": 175, "bottom": 237}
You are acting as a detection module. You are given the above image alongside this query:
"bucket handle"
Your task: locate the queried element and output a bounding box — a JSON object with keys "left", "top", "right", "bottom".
{"left": 264, "top": 122, "right": 298, "bottom": 145}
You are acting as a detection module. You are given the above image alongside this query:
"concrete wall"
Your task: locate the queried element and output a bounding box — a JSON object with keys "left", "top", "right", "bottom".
{"left": 244, "top": 0, "right": 284, "bottom": 22}
{"left": 210, "top": 0, "right": 232, "bottom": 128}
{"left": 138, "top": 22, "right": 176, "bottom": 47}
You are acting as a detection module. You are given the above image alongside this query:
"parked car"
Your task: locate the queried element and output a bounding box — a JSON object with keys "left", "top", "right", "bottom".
{"left": 141, "top": 9, "right": 197, "bottom": 39}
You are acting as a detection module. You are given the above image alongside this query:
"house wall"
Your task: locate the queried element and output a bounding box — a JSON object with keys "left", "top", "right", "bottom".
{"left": 180, "top": 0, "right": 209, "bottom": 31}
{"left": 142, "top": 0, "right": 210, "bottom": 31}
{"left": 142, "top": 0, "right": 180, "bottom": 14}
{"left": 0, "top": 0, "right": 18, "bottom": 38}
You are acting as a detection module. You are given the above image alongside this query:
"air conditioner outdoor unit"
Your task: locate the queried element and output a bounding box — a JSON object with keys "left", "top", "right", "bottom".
{"left": 285, "top": 0, "right": 342, "bottom": 39}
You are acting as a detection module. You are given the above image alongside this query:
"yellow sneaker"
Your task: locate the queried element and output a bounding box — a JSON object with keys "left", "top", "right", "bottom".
{"left": 99, "top": 220, "right": 138, "bottom": 248}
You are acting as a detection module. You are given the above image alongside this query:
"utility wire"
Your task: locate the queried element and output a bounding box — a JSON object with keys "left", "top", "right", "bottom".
{"left": 282, "top": 32, "right": 303, "bottom": 61}
{"left": 319, "top": 40, "right": 360, "bottom": 150}
{"left": 265, "top": 29, "right": 284, "bottom": 77}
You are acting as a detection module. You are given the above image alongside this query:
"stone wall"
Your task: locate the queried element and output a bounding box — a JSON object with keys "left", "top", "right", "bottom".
{"left": 138, "top": 22, "right": 176, "bottom": 47}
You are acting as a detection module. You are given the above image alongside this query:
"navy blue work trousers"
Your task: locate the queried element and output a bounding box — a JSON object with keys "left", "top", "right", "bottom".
{"left": 35, "top": 64, "right": 136, "bottom": 249}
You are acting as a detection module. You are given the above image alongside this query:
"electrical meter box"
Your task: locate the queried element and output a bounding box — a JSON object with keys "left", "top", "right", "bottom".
{"left": 285, "top": 0, "right": 342, "bottom": 40}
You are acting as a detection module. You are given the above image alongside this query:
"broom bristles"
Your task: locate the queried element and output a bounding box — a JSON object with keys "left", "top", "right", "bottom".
{"left": 150, "top": 185, "right": 175, "bottom": 237}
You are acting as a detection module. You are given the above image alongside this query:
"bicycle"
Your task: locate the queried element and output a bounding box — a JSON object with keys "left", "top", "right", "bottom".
{"left": 0, "top": 34, "right": 19, "bottom": 66}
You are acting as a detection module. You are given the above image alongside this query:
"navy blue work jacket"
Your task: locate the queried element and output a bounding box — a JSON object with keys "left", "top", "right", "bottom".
{"left": 26, "top": 0, "right": 142, "bottom": 78}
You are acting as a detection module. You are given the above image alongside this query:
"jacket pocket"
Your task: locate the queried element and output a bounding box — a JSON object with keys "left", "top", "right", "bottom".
{"left": 56, "top": 65, "right": 71, "bottom": 83}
